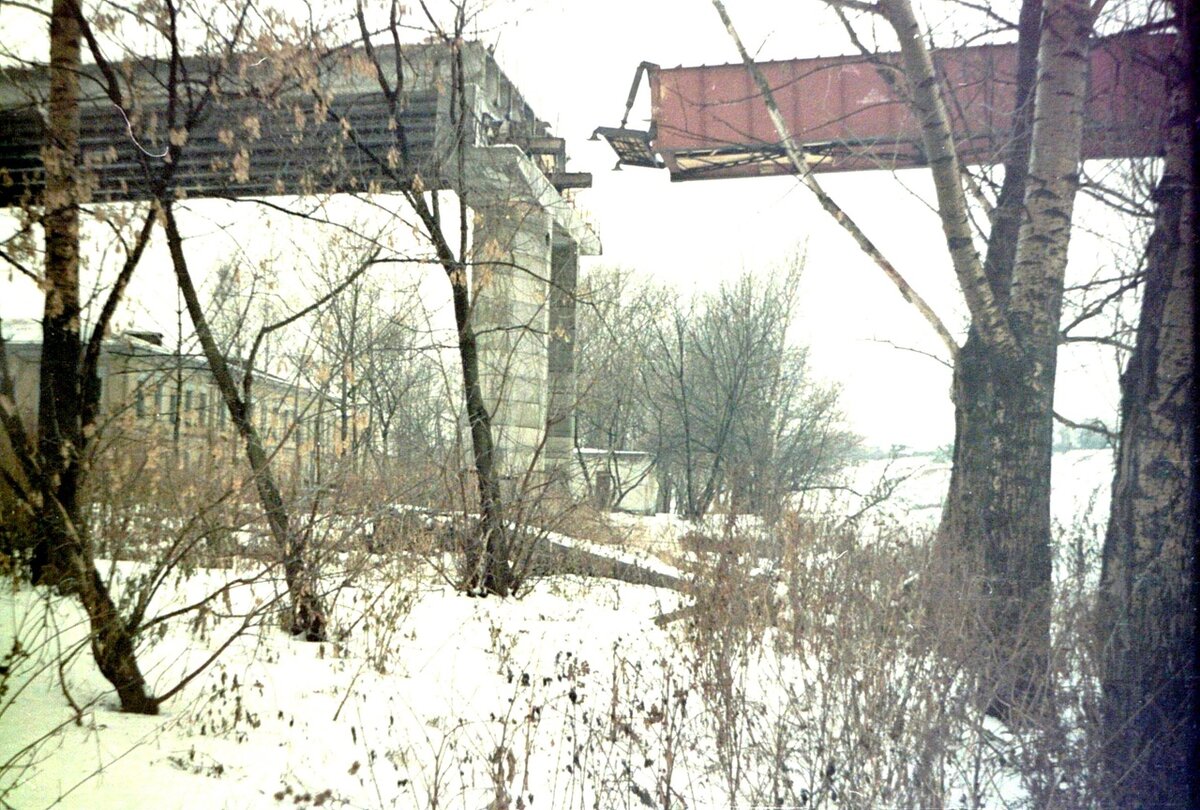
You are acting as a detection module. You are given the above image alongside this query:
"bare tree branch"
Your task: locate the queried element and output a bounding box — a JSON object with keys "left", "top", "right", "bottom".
{"left": 710, "top": 0, "right": 960, "bottom": 363}
{"left": 243, "top": 247, "right": 382, "bottom": 395}
{"left": 1059, "top": 334, "right": 1135, "bottom": 351}
{"left": 80, "top": 207, "right": 156, "bottom": 414}
{"left": 1053, "top": 409, "right": 1116, "bottom": 442}
{"left": 877, "top": 0, "right": 1018, "bottom": 358}
{"left": 946, "top": 0, "right": 1018, "bottom": 29}
{"left": 866, "top": 337, "right": 955, "bottom": 369}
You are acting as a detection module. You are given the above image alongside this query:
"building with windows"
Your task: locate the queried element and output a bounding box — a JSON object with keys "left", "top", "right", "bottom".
{"left": 1, "top": 319, "right": 358, "bottom": 494}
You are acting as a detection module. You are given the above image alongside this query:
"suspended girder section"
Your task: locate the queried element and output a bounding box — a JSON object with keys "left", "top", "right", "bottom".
{"left": 594, "top": 31, "right": 1174, "bottom": 180}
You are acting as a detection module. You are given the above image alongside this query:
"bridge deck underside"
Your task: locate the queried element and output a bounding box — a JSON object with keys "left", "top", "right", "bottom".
{"left": 0, "top": 90, "right": 446, "bottom": 205}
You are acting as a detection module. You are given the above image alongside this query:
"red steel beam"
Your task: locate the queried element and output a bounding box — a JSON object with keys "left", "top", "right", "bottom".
{"left": 637, "top": 32, "right": 1173, "bottom": 180}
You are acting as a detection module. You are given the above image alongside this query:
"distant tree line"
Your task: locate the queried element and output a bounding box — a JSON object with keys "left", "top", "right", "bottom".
{"left": 575, "top": 259, "right": 859, "bottom": 520}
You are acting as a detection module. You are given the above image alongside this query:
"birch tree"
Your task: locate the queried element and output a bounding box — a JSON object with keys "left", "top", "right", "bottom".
{"left": 1097, "top": 4, "right": 1195, "bottom": 801}
{"left": 713, "top": 0, "right": 1105, "bottom": 719}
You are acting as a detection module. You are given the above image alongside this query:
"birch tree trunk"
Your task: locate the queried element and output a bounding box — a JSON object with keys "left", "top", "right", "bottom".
{"left": 882, "top": 0, "right": 1093, "bottom": 720}
{"left": 975, "top": 0, "right": 1090, "bottom": 720}
{"left": 1097, "top": 8, "right": 1195, "bottom": 801}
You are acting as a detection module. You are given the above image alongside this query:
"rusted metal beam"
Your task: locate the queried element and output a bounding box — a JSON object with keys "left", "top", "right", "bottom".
{"left": 596, "top": 31, "right": 1175, "bottom": 180}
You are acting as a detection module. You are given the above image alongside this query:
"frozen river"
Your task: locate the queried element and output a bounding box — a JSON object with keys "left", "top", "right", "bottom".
{"left": 837, "top": 448, "right": 1114, "bottom": 532}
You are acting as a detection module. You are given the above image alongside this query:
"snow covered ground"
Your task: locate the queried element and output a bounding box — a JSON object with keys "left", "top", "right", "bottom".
{"left": 1, "top": 560, "right": 688, "bottom": 809}
{"left": 0, "top": 451, "right": 1113, "bottom": 809}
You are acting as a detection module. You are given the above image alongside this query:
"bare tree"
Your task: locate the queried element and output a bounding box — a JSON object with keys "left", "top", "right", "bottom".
{"left": 360, "top": 319, "right": 454, "bottom": 471}
{"left": 55, "top": 0, "right": 357, "bottom": 640}
{"left": 729, "top": 347, "right": 858, "bottom": 520}
{"left": 713, "top": 0, "right": 1128, "bottom": 719}
{"left": 330, "top": 0, "right": 592, "bottom": 595}
{"left": 302, "top": 244, "right": 455, "bottom": 491}
{"left": 574, "top": 267, "right": 665, "bottom": 503}
{"left": 303, "top": 235, "right": 384, "bottom": 467}
{"left": 635, "top": 264, "right": 856, "bottom": 519}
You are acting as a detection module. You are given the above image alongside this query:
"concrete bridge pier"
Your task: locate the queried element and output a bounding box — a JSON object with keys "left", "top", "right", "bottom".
{"left": 471, "top": 198, "right": 552, "bottom": 480}
{"left": 545, "top": 236, "right": 578, "bottom": 476}
{"left": 467, "top": 146, "right": 597, "bottom": 490}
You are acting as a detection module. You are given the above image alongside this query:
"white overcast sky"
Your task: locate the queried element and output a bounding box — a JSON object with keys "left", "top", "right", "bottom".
{"left": 0, "top": 0, "right": 1136, "bottom": 449}
{"left": 475, "top": 0, "right": 1132, "bottom": 449}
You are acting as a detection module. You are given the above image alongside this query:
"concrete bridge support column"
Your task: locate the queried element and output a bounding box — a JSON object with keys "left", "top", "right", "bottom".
{"left": 471, "top": 197, "right": 552, "bottom": 480}
{"left": 545, "top": 232, "right": 578, "bottom": 478}
{"left": 465, "top": 145, "right": 599, "bottom": 493}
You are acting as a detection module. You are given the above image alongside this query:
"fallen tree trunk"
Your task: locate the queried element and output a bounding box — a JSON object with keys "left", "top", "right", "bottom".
{"left": 417, "top": 510, "right": 688, "bottom": 594}
{"left": 523, "top": 536, "right": 685, "bottom": 592}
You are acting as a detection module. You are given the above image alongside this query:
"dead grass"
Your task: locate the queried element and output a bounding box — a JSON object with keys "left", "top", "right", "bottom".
{"left": 672, "top": 508, "right": 1109, "bottom": 808}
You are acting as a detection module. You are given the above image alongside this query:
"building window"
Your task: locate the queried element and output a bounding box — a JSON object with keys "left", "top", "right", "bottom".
{"left": 184, "top": 389, "right": 194, "bottom": 426}
{"left": 135, "top": 380, "right": 147, "bottom": 419}
{"left": 154, "top": 385, "right": 163, "bottom": 421}
{"left": 198, "top": 392, "right": 208, "bottom": 427}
